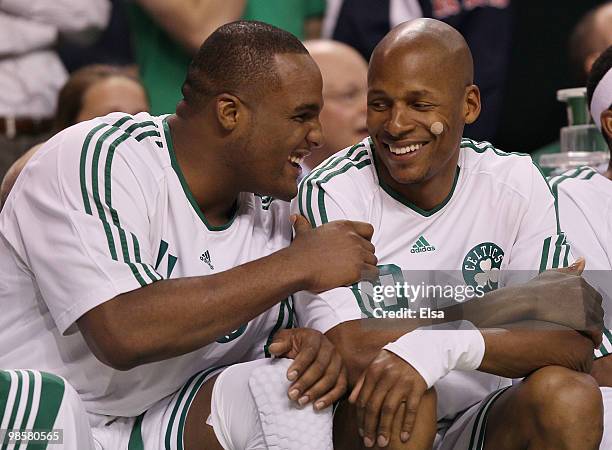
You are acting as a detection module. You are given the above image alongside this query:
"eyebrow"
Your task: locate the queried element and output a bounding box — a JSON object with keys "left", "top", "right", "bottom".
{"left": 293, "top": 103, "right": 321, "bottom": 113}
{"left": 368, "top": 88, "right": 434, "bottom": 97}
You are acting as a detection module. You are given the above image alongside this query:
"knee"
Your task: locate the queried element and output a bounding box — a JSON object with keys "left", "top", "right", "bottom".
{"left": 524, "top": 366, "right": 603, "bottom": 431}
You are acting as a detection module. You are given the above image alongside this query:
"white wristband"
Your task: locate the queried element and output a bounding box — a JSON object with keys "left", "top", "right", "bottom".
{"left": 383, "top": 320, "right": 485, "bottom": 388}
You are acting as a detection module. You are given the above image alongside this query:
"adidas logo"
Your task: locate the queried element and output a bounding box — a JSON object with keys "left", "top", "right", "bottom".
{"left": 410, "top": 236, "right": 436, "bottom": 253}
{"left": 200, "top": 250, "right": 214, "bottom": 269}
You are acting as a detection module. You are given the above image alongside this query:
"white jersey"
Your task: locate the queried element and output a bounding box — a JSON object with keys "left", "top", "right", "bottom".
{"left": 0, "top": 112, "right": 293, "bottom": 417}
{"left": 549, "top": 166, "right": 612, "bottom": 358}
{"left": 292, "top": 137, "right": 568, "bottom": 419}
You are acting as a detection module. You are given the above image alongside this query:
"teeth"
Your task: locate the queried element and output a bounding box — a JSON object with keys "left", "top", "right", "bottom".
{"left": 388, "top": 143, "right": 422, "bottom": 155}
{"left": 288, "top": 155, "right": 305, "bottom": 165}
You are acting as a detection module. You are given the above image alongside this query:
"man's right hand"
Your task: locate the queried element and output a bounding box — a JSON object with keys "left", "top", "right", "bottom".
{"left": 288, "top": 214, "right": 379, "bottom": 293}
{"left": 522, "top": 258, "right": 604, "bottom": 347}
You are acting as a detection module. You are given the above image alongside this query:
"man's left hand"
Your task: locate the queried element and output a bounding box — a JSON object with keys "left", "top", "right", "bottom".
{"left": 268, "top": 328, "right": 348, "bottom": 410}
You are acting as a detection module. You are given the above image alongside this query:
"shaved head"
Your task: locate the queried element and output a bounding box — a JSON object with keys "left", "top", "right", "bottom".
{"left": 370, "top": 18, "right": 474, "bottom": 91}
{"left": 366, "top": 18, "right": 481, "bottom": 209}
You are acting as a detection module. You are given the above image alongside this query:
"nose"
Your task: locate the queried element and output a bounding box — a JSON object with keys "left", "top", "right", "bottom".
{"left": 307, "top": 117, "right": 324, "bottom": 150}
{"left": 384, "top": 104, "right": 416, "bottom": 138}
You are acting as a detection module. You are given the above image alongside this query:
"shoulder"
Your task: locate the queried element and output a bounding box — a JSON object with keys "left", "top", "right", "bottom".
{"left": 459, "top": 138, "right": 547, "bottom": 198}
{"left": 299, "top": 139, "right": 375, "bottom": 197}
{"left": 460, "top": 138, "right": 532, "bottom": 170}
{"left": 548, "top": 166, "right": 612, "bottom": 202}
{"left": 8, "top": 113, "right": 167, "bottom": 209}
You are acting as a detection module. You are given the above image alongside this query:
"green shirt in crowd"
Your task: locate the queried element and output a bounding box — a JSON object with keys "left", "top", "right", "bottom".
{"left": 127, "top": 0, "right": 326, "bottom": 115}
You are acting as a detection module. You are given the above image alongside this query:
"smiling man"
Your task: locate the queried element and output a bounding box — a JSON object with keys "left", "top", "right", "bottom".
{"left": 0, "top": 21, "right": 378, "bottom": 449}
{"left": 295, "top": 18, "right": 604, "bottom": 449}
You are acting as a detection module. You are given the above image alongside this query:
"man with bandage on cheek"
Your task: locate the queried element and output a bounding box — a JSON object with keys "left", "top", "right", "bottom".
{"left": 293, "top": 18, "right": 605, "bottom": 450}
{"left": 548, "top": 45, "right": 612, "bottom": 449}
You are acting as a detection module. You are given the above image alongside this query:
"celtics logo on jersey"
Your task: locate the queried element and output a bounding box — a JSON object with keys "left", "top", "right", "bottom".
{"left": 216, "top": 324, "right": 247, "bottom": 343}
{"left": 462, "top": 242, "right": 504, "bottom": 292}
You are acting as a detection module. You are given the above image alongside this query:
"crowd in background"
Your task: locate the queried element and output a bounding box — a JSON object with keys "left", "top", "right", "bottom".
{"left": 1, "top": 0, "right": 610, "bottom": 183}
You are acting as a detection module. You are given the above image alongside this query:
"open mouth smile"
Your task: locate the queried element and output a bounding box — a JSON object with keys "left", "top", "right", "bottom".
{"left": 382, "top": 140, "right": 430, "bottom": 156}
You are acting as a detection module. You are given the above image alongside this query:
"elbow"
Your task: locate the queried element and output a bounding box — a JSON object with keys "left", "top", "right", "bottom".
{"left": 77, "top": 306, "right": 146, "bottom": 371}
{"left": 99, "top": 342, "right": 141, "bottom": 371}
{"left": 90, "top": 328, "right": 144, "bottom": 371}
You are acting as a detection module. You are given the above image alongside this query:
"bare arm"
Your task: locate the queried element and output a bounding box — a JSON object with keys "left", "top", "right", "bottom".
{"left": 78, "top": 217, "right": 378, "bottom": 370}
{"left": 327, "top": 265, "right": 602, "bottom": 382}
{"left": 135, "top": 0, "right": 246, "bottom": 53}
{"left": 79, "top": 248, "right": 304, "bottom": 370}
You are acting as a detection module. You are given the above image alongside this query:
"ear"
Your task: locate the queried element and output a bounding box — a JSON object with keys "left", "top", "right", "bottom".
{"left": 464, "top": 85, "right": 481, "bottom": 125}
{"left": 215, "top": 93, "right": 243, "bottom": 131}
{"left": 601, "top": 109, "right": 612, "bottom": 143}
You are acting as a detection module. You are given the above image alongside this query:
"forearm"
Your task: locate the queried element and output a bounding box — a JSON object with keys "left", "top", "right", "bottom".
{"left": 326, "top": 286, "right": 533, "bottom": 383}
{"left": 135, "top": 0, "right": 246, "bottom": 53}
{"left": 478, "top": 320, "right": 594, "bottom": 377}
{"left": 79, "top": 247, "right": 304, "bottom": 369}
{"left": 329, "top": 315, "right": 592, "bottom": 385}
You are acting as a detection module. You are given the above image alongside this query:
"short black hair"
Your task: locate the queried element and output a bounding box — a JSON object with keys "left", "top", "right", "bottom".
{"left": 181, "top": 20, "right": 308, "bottom": 110}
{"left": 587, "top": 45, "right": 612, "bottom": 145}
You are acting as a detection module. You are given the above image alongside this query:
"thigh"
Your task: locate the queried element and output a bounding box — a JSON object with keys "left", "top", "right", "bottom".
{"left": 0, "top": 369, "right": 95, "bottom": 450}
{"left": 334, "top": 388, "right": 438, "bottom": 450}
{"left": 113, "top": 366, "right": 226, "bottom": 450}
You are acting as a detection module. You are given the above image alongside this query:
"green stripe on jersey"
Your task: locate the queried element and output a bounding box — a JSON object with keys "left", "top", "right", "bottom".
{"left": 264, "top": 299, "right": 293, "bottom": 357}
{"left": 128, "top": 412, "right": 145, "bottom": 450}
{"left": 164, "top": 366, "right": 226, "bottom": 450}
{"left": 80, "top": 117, "right": 162, "bottom": 287}
{"left": 135, "top": 130, "right": 161, "bottom": 141}
{"left": 17, "top": 371, "right": 36, "bottom": 447}
{"left": 300, "top": 146, "right": 371, "bottom": 225}
{"left": 26, "top": 372, "right": 65, "bottom": 450}
{"left": 460, "top": 138, "right": 529, "bottom": 157}
{"left": 2, "top": 371, "right": 23, "bottom": 449}
{"left": 317, "top": 157, "right": 371, "bottom": 224}
{"left": 548, "top": 166, "right": 595, "bottom": 234}
{"left": 298, "top": 143, "right": 366, "bottom": 226}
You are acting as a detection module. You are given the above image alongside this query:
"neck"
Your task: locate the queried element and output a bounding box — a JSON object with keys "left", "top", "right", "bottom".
{"left": 167, "top": 115, "right": 241, "bottom": 226}
{"left": 378, "top": 152, "right": 459, "bottom": 212}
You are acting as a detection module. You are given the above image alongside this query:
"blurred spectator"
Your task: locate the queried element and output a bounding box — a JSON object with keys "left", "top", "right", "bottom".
{"left": 126, "top": 0, "right": 325, "bottom": 115}
{"left": 569, "top": 1, "right": 612, "bottom": 86}
{"left": 303, "top": 40, "right": 368, "bottom": 172}
{"left": 532, "top": 1, "right": 612, "bottom": 164}
{"left": 0, "top": 65, "right": 148, "bottom": 209}
{"left": 0, "top": 0, "right": 111, "bottom": 179}
{"left": 59, "top": 0, "right": 136, "bottom": 72}
{"left": 324, "top": 0, "right": 513, "bottom": 141}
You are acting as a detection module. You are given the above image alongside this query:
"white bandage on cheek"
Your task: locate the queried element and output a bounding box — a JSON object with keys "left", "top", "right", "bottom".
{"left": 383, "top": 320, "right": 485, "bottom": 389}
{"left": 430, "top": 121, "right": 444, "bottom": 135}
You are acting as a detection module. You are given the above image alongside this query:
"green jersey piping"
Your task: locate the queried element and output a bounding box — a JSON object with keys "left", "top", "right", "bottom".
{"left": 162, "top": 116, "right": 238, "bottom": 232}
